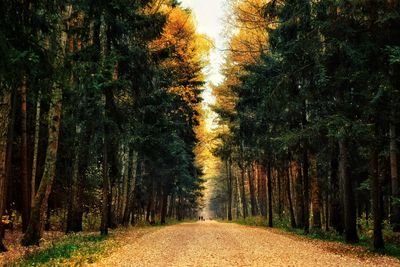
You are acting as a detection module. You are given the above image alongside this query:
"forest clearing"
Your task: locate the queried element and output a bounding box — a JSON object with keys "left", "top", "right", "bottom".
{"left": 1, "top": 0, "right": 400, "bottom": 266}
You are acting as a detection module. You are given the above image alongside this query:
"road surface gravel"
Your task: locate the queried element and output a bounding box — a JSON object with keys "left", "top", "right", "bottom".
{"left": 94, "top": 221, "right": 400, "bottom": 267}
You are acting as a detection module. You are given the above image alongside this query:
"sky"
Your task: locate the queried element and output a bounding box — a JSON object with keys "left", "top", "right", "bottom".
{"left": 180, "top": 0, "right": 229, "bottom": 131}
{"left": 180, "top": 0, "right": 227, "bottom": 105}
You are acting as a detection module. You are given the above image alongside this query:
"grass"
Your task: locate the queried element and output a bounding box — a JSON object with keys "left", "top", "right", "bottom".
{"left": 152, "top": 218, "right": 196, "bottom": 226}
{"left": 13, "top": 233, "right": 110, "bottom": 266}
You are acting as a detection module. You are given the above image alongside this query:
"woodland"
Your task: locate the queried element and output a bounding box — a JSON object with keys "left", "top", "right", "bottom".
{"left": 210, "top": 0, "right": 400, "bottom": 251}
{"left": 0, "top": 0, "right": 209, "bottom": 251}
{"left": 0, "top": 0, "right": 400, "bottom": 260}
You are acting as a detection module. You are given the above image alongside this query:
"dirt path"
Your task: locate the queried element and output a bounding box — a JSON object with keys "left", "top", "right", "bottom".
{"left": 94, "top": 221, "right": 400, "bottom": 267}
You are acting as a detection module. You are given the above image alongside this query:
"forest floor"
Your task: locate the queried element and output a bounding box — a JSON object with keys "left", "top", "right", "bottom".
{"left": 3, "top": 221, "right": 400, "bottom": 266}
{"left": 94, "top": 221, "right": 400, "bottom": 267}
{"left": 0, "top": 230, "right": 65, "bottom": 265}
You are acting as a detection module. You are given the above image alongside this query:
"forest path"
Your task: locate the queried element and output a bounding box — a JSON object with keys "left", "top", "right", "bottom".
{"left": 94, "top": 221, "right": 400, "bottom": 267}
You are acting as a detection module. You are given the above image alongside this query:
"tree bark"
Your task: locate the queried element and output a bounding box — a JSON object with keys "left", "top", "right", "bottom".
{"left": 287, "top": 163, "right": 296, "bottom": 228}
{"left": 31, "top": 90, "right": 41, "bottom": 208}
{"left": 120, "top": 144, "right": 129, "bottom": 223}
{"left": 123, "top": 150, "right": 138, "bottom": 225}
{"left": 248, "top": 163, "right": 257, "bottom": 216}
{"left": 330, "top": 150, "right": 343, "bottom": 233}
{"left": 339, "top": 139, "right": 359, "bottom": 243}
{"left": 100, "top": 135, "right": 109, "bottom": 235}
{"left": 160, "top": 185, "right": 169, "bottom": 225}
{"left": 240, "top": 164, "right": 248, "bottom": 218}
{"left": 0, "top": 90, "right": 12, "bottom": 252}
{"left": 302, "top": 150, "right": 310, "bottom": 234}
{"left": 259, "top": 165, "right": 267, "bottom": 217}
{"left": 226, "top": 159, "right": 233, "bottom": 221}
{"left": 66, "top": 125, "right": 83, "bottom": 233}
{"left": 234, "top": 166, "right": 242, "bottom": 218}
{"left": 390, "top": 121, "right": 400, "bottom": 231}
{"left": 292, "top": 160, "right": 304, "bottom": 229}
{"left": 371, "top": 132, "right": 384, "bottom": 249}
{"left": 277, "top": 168, "right": 282, "bottom": 219}
{"left": 267, "top": 161, "right": 273, "bottom": 227}
{"left": 20, "top": 75, "right": 30, "bottom": 232}
{"left": 310, "top": 153, "right": 321, "bottom": 229}
{"left": 146, "top": 180, "right": 155, "bottom": 224}
{"left": 21, "top": 83, "right": 63, "bottom": 246}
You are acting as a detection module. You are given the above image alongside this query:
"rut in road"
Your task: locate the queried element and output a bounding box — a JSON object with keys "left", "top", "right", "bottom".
{"left": 94, "top": 221, "right": 400, "bottom": 267}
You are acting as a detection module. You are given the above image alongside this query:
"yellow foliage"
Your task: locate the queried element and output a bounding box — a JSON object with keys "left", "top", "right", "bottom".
{"left": 228, "top": 0, "right": 269, "bottom": 65}
{"left": 150, "top": 5, "right": 212, "bottom": 73}
{"left": 214, "top": 0, "right": 269, "bottom": 129}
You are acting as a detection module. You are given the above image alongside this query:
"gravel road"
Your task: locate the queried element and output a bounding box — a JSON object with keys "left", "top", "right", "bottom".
{"left": 94, "top": 221, "right": 400, "bottom": 267}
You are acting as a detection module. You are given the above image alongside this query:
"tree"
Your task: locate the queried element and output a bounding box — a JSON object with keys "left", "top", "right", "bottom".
{"left": 0, "top": 90, "right": 12, "bottom": 251}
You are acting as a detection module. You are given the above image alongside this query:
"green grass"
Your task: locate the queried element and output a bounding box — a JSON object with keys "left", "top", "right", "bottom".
{"left": 14, "top": 233, "right": 110, "bottom": 266}
{"left": 225, "top": 215, "right": 268, "bottom": 227}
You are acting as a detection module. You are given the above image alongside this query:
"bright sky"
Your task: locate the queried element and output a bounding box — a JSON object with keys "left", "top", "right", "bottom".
{"left": 180, "top": 0, "right": 227, "bottom": 104}
{"left": 180, "top": 0, "right": 229, "bottom": 131}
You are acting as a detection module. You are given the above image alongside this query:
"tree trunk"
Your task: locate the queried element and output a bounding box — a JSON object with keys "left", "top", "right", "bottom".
{"left": 339, "top": 139, "right": 359, "bottom": 243}
{"left": 65, "top": 35, "right": 80, "bottom": 231}
{"left": 248, "top": 163, "right": 257, "bottom": 216}
{"left": 168, "top": 193, "right": 175, "bottom": 218}
{"left": 123, "top": 150, "right": 138, "bottom": 225}
{"left": 226, "top": 159, "right": 233, "bottom": 221}
{"left": 66, "top": 125, "right": 83, "bottom": 233}
{"left": 120, "top": 144, "right": 129, "bottom": 223}
{"left": 390, "top": 122, "right": 400, "bottom": 231}
{"left": 146, "top": 180, "right": 155, "bottom": 224}
{"left": 234, "top": 167, "right": 242, "bottom": 218}
{"left": 292, "top": 160, "right": 304, "bottom": 228}
{"left": 40, "top": 182, "right": 52, "bottom": 236}
{"left": 177, "top": 195, "right": 183, "bottom": 221}
{"left": 21, "top": 83, "right": 63, "bottom": 246}
{"left": 310, "top": 153, "right": 321, "bottom": 229}
{"left": 0, "top": 90, "right": 12, "bottom": 252}
{"left": 330, "top": 150, "right": 343, "bottom": 233}
{"left": 371, "top": 133, "right": 384, "bottom": 249}
{"left": 160, "top": 185, "right": 169, "bottom": 225}
{"left": 240, "top": 165, "right": 248, "bottom": 218}
{"left": 100, "top": 136, "right": 109, "bottom": 235}
{"left": 303, "top": 150, "right": 310, "bottom": 234}
{"left": 20, "top": 75, "right": 30, "bottom": 232}
{"left": 31, "top": 90, "right": 41, "bottom": 208}
{"left": 325, "top": 190, "right": 329, "bottom": 231}
{"left": 150, "top": 184, "right": 156, "bottom": 224}
{"left": 287, "top": 163, "right": 296, "bottom": 228}
{"left": 259, "top": 165, "right": 267, "bottom": 217}
{"left": 277, "top": 168, "right": 282, "bottom": 219}
{"left": 101, "top": 90, "right": 113, "bottom": 234}
{"left": 267, "top": 161, "right": 273, "bottom": 227}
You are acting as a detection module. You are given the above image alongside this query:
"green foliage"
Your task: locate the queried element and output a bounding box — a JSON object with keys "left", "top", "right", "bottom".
{"left": 388, "top": 46, "right": 400, "bottom": 65}
{"left": 16, "top": 234, "right": 109, "bottom": 266}
{"left": 235, "top": 216, "right": 268, "bottom": 227}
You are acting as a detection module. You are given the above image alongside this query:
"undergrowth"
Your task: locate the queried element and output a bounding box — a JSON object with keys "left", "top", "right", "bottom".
{"left": 13, "top": 233, "right": 110, "bottom": 266}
